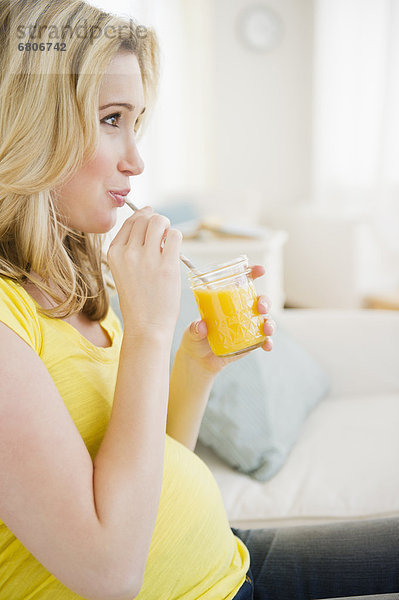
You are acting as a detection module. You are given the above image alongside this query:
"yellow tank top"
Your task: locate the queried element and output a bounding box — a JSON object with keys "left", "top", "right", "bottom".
{"left": 0, "top": 276, "right": 249, "bottom": 599}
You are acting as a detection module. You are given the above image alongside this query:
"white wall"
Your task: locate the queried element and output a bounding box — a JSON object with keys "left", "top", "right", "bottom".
{"left": 204, "top": 0, "right": 314, "bottom": 223}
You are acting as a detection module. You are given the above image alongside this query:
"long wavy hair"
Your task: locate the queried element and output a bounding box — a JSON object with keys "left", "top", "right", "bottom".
{"left": 0, "top": 0, "right": 159, "bottom": 320}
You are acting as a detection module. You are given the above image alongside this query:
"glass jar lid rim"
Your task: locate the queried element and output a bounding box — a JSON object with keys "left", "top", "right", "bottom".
{"left": 190, "top": 267, "right": 252, "bottom": 289}
{"left": 187, "top": 254, "right": 248, "bottom": 280}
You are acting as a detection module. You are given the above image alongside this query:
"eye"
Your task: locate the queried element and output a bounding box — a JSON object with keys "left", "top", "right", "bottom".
{"left": 101, "top": 112, "right": 122, "bottom": 127}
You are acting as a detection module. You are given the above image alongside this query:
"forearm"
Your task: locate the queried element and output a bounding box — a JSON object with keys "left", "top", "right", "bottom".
{"left": 92, "top": 330, "right": 172, "bottom": 590}
{"left": 167, "top": 347, "right": 215, "bottom": 452}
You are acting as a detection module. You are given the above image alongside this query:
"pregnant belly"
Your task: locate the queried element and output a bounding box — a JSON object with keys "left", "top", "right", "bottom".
{"left": 136, "top": 435, "right": 249, "bottom": 600}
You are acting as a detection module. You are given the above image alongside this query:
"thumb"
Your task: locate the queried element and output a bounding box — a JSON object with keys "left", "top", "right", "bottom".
{"left": 189, "top": 319, "right": 207, "bottom": 339}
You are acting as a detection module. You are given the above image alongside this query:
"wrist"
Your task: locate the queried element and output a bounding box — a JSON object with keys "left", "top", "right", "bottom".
{"left": 122, "top": 326, "right": 174, "bottom": 349}
{"left": 173, "top": 345, "right": 218, "bottom": 384}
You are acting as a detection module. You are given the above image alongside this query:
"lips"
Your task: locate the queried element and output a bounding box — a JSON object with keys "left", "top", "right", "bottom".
{"left": 108, "top": 189, "right": 130, "bottom": 207}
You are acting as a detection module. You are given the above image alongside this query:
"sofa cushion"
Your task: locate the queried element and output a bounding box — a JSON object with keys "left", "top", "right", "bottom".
{"left": 172, "top": 287, "right": 330, "bottom": 481}
{"left": 196, "top": 394, "right": 399, "bottom": 527}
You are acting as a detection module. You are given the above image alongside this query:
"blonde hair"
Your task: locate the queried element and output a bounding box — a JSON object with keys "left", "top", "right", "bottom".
{"left": 0, "top": 0, "right": 159, "bottom": 320}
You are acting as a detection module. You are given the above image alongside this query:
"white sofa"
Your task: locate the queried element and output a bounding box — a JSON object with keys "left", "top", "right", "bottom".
{"left": 195, "top": 309, "right": 399, "bottom": 529}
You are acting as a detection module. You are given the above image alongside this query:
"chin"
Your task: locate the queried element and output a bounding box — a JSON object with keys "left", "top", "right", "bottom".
{"left": 93, "top": 210, "right": 118, "bottom": 233}
{"left": 79, "top": 218, "right": 116, "bottom": 235}
{"left": 69, "top": 206, "right": 118, "bottom": 234}
{"left": 96, "top": 222, "right": 116, "bottom": 234}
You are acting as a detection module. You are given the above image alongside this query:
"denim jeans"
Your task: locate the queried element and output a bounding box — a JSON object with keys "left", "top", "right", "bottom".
{"left": 232, "top": 517, "right": 399, "bottom": 599}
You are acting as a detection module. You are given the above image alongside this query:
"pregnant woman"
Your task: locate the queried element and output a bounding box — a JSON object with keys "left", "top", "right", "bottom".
{"left": 0, "top": 1, "right": 397, "bottom": 599}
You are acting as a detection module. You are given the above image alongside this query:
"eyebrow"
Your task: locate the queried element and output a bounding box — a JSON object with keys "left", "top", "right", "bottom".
{"left": 99, "top": 102, "right": 146, "bottom": 115}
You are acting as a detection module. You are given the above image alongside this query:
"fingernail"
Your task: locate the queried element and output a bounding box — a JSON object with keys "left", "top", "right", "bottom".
{"left": 264, "top": 319, "right": 276, "bottom": 335}
{"left": 264, "top": 337, "right": 273, "bottom": 351}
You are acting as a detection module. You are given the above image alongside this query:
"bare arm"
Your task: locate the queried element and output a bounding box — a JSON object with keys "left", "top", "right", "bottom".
{"left": 167, "top": 289, "right": 274, "bottom": 452}
{"left": 92, "top": 330, "right": 171, "bottom": 590}
{"left": 0, "top": 208, "right": 182, "bottom": 600}
{"left": 167, "top": 343, "right": 215, "bottom": 452}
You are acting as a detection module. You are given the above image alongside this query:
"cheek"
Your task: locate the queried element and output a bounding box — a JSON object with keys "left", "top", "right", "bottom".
{"left": 84, "top": 145, "right": 113, "bottom": 180}
{"left": 56, "top": 139, "right": 115, "bottom": 207}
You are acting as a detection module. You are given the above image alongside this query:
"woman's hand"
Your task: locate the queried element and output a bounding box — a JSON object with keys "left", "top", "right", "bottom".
{"left": 176, "top": 264, "right": 275, "bottom": 377}
{"left": 107, "top": 206, "right": 183, "bottom": 337}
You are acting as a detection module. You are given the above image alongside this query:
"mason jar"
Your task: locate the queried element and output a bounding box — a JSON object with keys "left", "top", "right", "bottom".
{"left": 188, "top": 255, "right": 266, "bottom": 357}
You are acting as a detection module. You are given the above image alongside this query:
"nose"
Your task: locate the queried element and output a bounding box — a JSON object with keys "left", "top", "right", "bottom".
{"left": 118, "top": 134, "right": 145, "bottom": 176}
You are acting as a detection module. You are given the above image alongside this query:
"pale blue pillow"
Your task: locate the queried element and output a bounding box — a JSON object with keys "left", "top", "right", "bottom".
{"left": 171, "top": 288, "right": 330, "bottom": 482}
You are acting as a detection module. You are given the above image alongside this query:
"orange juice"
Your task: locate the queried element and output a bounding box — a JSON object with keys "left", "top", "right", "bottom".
{"left": 189, "top": 256, "right": 266, "bottom": 357}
